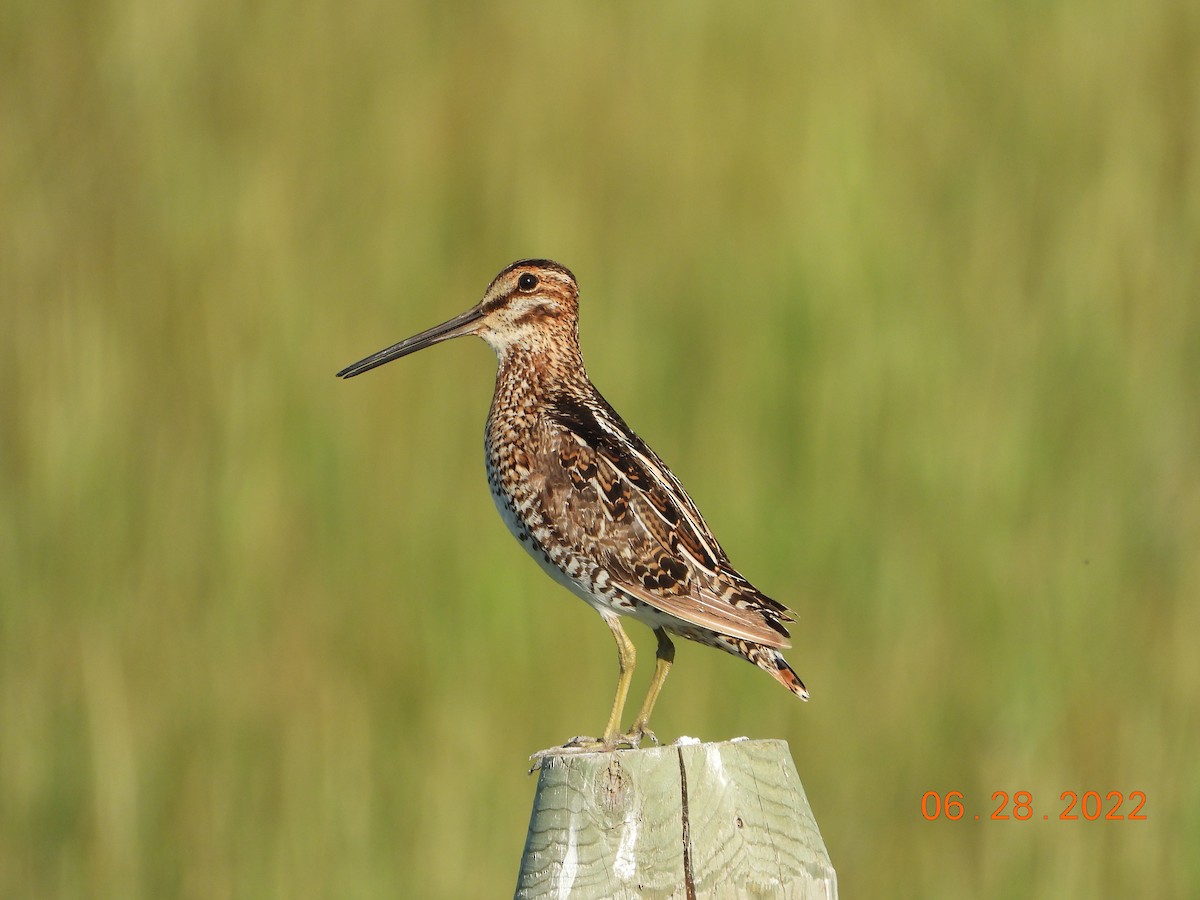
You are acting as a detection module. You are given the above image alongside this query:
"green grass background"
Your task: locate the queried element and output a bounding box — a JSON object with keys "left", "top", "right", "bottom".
{"left": 3, "top": 0, "right": 1198, "bottom": 896}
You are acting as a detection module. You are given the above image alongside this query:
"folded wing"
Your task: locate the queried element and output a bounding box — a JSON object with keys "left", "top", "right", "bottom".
{"left": 538, "top": 391, "right": 793, "bottom": 649}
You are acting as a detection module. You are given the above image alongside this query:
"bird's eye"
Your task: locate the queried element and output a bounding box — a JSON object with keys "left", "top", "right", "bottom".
{"left": 517, "top": 273, "right": 539, "bottom": 292}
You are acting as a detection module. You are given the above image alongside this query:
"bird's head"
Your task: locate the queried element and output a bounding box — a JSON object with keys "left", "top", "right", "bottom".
{"left": 337, "top": 259, "right": 579, "bottom": 378}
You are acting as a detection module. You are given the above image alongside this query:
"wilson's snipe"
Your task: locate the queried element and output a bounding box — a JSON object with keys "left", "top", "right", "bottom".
{"left": 338, "top": 260, "right": 806, "bottom": 749}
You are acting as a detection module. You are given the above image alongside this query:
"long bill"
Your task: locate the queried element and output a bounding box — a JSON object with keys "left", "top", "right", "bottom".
{"left": 336, "top": 305, "right": 484, "bottom": 378}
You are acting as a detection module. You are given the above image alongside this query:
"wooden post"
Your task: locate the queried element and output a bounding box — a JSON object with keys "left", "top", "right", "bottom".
{"left": 516, "top": 738, "right": 836, "bottom": 899}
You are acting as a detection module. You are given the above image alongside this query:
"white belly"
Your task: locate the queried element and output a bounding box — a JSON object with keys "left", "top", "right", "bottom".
{"left": 489, "top": 482, "right": 594, "bottom": 601}
{"left": 488, "top": 478, "right": 660, "bottom": 628}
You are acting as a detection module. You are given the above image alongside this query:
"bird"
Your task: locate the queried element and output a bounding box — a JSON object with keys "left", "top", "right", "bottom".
{"left": 337, "top": 259, "right": 807, "bottom": 749}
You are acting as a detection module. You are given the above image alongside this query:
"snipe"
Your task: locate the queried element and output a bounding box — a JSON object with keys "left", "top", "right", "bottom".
{"left": 338, "top": 260, "right": 807, "bottom": 749}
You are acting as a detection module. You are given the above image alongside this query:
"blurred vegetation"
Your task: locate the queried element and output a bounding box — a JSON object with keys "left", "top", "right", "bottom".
{"left": 3, "top": 0, "right": 1198, "bottom": 897}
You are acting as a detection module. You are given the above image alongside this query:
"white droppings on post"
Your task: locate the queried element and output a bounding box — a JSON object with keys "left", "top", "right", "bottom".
{"left": 556, "top": 825, "right": 578, "bottom": 899}
{"left": 612, "top": 813, "right": 638, "bottom": 880}
{"left": 706, "top": 742, "right": 730, "bottom": 790}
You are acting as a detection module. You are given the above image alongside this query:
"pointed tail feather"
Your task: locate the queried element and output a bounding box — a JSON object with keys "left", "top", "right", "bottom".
{"left": 768, "top": 652, "right": 809, "bottom": 700}
{"left": 712, "top": 634, "right": 810, "bottom": 700}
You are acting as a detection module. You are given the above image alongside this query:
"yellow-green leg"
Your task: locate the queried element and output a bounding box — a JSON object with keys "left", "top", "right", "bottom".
{"left": 626, "top": 628, "right": 675, "bottom": 745}
{"left": 600, "top": 615, "right": 637, "bottom": 745}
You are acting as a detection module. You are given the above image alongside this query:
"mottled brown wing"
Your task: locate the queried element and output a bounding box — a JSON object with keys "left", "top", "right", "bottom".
{"left": 542, "top": 392, "right": 792, "bottom": 649}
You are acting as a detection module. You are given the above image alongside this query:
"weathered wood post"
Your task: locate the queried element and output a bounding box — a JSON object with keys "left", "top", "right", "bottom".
{"left": 516, "top": 738, "right": 836, "bottom": 899}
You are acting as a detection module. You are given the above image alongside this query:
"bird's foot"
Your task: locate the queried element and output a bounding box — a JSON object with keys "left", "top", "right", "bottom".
{"left": 616, "top": 724, "right": 659, "bottom": 750}
{"left": 528, "top": 735, "right": 610, "bottom": 763}
{"left": 562, "top": 734, "right": 623, "bottom": 752}
{"left": 528, "top": 728, "right": 661, "bottom": 770}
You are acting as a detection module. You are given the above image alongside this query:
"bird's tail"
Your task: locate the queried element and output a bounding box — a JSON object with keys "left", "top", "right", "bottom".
{"left": 763, "top": 650, "right": 809, "bottom": 700}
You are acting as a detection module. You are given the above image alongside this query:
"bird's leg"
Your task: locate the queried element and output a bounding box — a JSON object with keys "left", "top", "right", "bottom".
{"left": 552, "top": 615, "right": 637, "bottom": 753}
{"left": 599, "top": 614, "right": 637, "bottom": 746}
{"left": 623, "top": 628, "right": 675, "bottom": 747}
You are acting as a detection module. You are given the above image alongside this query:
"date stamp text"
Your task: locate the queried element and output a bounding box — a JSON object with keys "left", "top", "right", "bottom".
{"left": 921, "top": 790, "right": 1147, "bottom": 821}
